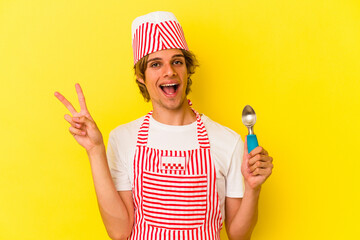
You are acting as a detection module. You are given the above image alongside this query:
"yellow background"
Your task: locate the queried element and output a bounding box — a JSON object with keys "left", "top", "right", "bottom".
{"left": 1, "top": 0, "right": 359, "bottom": 239}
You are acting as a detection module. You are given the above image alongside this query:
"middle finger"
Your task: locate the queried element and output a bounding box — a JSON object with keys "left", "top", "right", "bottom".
{"left": 249, "top": 160, "right": 272, "bottom": 173}
{"left": 249, "top": 154, "right": 272, "bottom": 166}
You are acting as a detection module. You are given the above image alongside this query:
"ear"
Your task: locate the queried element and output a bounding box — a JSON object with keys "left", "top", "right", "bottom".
{"left": 136, "top": 76, "right": 145, "bottom": 84}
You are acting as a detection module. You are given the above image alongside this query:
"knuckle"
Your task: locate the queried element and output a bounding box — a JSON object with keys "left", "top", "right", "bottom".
{"left": 249, "top": 158, "right": 255, "bottom": 166}
{"left": 254, "top": 146, "right": 262, "bottom": 154}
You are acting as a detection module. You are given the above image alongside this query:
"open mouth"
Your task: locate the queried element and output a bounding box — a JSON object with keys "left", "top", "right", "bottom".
{"left": 160, "top": 83, "right": 179, "bottom": 95}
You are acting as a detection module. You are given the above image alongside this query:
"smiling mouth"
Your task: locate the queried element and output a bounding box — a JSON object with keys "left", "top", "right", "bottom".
{"left": 160, "top": 83, "right": 179, "bottom": 95}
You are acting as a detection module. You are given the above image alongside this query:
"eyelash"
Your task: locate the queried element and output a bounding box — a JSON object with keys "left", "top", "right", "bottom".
{"left": 149, "top": 60, "right": 183, "bottom": 68}
{"left": 150, "top": 62, "right": 160, "bottom": 68}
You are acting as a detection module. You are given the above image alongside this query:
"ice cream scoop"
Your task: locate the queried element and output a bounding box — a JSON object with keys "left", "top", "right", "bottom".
{"left": 242, "top": 105, "right": 259, "bottom": 153}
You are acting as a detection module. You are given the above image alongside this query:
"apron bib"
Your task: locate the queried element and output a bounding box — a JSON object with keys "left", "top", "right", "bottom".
{"left": 130, "top": 109, "right": 223, "bottom": 240}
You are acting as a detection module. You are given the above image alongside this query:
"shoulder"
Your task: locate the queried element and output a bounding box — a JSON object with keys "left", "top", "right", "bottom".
{"left": 201, "top": 114, "right": 241, "bottom": 145}
{"left": 109, "top": 116, "right": 145, "bottom": 144}
{"left": 201, "top": 114, "right": 243, "bottom": 164}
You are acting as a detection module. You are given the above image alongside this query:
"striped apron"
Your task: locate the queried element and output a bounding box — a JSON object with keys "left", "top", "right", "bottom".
{"left": 131, "top": 109, "right": 223, "bottom": 240}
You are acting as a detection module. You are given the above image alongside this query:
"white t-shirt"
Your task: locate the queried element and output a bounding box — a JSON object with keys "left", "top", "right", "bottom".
{"left": 107, "top": 114, "right": 244, "bottom": 219}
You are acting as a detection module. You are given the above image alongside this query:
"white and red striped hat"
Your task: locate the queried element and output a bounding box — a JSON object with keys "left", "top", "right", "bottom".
{"left": 131, "top": 11, "right": 189, "bottom": 65}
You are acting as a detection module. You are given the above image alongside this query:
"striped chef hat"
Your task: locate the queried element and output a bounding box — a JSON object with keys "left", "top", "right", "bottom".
{"left": 131, "top": 11, "right": 189, "bottom": 65}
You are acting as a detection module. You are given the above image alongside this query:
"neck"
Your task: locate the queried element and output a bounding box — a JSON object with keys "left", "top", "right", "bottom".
{"left": 151, "top": 99, "right": 196, "bottom": 125}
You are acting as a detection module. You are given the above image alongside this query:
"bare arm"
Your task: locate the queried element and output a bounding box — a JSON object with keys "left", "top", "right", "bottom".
{"left": 225, "top": 190, "right": 260, "bottom": 240}
{"left": 87, "top": 146, "right": 134, "bottom": 240}
{"left": 225, "top": 138, "right": 273, "bottom": 240}
{"left": 55, "top": 84, "right": 134, "bottom": 240}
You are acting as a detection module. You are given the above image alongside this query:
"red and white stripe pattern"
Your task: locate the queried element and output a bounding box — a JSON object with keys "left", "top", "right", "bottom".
{"left": 132, "top": 11, "right": 189, "bottom": 65}
{"left": 131, "top": 109, "right": 223, "bottom": 240}
{"left": 143, "top": 170, "right": 207, "bottom": 229}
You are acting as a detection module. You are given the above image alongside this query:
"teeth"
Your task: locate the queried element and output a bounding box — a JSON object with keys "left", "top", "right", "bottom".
{"left": 161, "top": 83, "right": 177, "bottom": 87}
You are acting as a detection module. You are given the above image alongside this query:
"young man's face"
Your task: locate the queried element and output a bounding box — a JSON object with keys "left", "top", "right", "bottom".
{"left": 138, "top": 48, "right": 189, "bottom": 111}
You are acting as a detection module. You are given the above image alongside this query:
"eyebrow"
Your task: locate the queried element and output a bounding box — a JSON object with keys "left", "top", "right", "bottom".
{"left": 147, "top": 54, "right": 185, "bottom": 64}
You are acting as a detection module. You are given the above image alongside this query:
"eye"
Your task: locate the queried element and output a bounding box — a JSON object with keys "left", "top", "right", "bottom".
{"left": 149, "top": 62, "right": 160, "bottom": 68}
{"left": 173, "top": 60, "right": 184, "bottom": 65}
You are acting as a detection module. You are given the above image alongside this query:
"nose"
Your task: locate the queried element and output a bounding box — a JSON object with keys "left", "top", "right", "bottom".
{"left": 163, "top": 63, "right": 177, "bottom": 77}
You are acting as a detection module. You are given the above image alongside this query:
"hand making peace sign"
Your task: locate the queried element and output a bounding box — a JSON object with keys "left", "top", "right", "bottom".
{"left": 54, "top": 84, "right": 104, "bottom": 153}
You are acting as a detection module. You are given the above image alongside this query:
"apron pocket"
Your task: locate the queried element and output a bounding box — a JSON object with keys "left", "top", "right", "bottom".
{"left": 142, "top": 170, "right": 207, "bottom": 230}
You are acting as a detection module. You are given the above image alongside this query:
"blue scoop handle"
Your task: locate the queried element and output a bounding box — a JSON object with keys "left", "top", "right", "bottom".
{"left": 247, "top": 134, "right": 259, "bottom": 153}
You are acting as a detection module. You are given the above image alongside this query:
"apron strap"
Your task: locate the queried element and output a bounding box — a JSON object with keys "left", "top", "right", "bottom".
{"left": 192, "top": 108, "right": 211, "bottom": 149}
{"left": 135, "top": 109, "right": 210, "bottom": 149}
{"left": 136, "top": 111, "right": 152, "bottom": 147}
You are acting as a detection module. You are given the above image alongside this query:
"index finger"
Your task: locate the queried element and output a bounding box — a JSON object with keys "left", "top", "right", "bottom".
{"left": 249, "top": 146, "right": 267, "bottom": 157}
{"left": 54, "top": 91, "right": 78, "bottom": 115}
{"left": 75, "top": 83, "right": 88, "bottom": 112}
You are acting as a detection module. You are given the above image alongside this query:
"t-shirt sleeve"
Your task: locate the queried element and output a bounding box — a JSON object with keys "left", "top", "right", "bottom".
{"left": 225, "top": 136, "right": 244, "bottom": 198}
{"left": 107, "top": 131, "right": 132, "bottom": 191}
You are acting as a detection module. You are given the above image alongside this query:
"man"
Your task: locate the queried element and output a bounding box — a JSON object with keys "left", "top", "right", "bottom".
{"left": 55, "top": 11, "right": 273, "bottom": 240}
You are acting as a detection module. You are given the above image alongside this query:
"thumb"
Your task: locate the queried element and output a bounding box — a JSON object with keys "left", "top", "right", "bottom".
{"left": 242, "top": 136, "right": 250, "bottom": 174}
{"left": 244, "top": 135, "right": 248, "bottom": 155}
{"left": 73, "top": 115, "right": 94, "bottom": 128}
{"left": 243, "top": 136, "right": 251, "bottom": 164}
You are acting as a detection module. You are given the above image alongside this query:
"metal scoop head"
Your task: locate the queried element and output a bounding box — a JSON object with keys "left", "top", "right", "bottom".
{"left": 242, "top": 105, "right": 257, "bottom": 135}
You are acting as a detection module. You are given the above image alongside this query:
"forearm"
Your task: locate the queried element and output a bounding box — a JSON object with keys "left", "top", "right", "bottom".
{"left": 87, "top": 146, "right": 133, "bottom": 240}
{"left": 227, "top": 187, "right": 261, "bottom": 240}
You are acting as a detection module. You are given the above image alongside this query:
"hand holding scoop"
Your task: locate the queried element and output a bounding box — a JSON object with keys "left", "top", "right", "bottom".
{"left": 242, "top": 105, "right": 259, "bottom": 153}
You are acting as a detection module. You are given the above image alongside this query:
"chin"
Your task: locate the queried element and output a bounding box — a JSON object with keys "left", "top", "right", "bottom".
{"left": 161, "top": 98, "right": 187, "bottom": 111}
